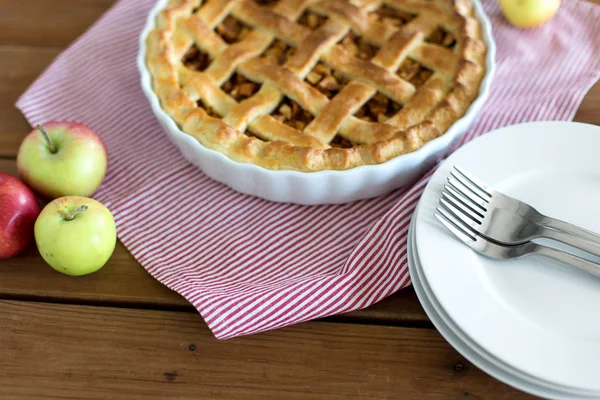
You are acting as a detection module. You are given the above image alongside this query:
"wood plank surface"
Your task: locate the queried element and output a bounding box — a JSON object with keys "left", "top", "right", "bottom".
{"left": 0, "top": 0, "right": 116, "bottom": 47}
{"left": 0, "top": 300, "right": 534, "bottom": 399}
{"left": 0, "top": 46, "right": 61, "bottom": 156}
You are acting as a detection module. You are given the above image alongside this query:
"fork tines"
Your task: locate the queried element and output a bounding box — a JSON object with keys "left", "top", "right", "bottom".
{"left": 452, "top": 166, "right": 492, "bottom": 198}
{"left": 435, "top": 206, "right": 477, "bottom": 244}
{"left": 437, "top": 166, "right": 490, "bottom": 237}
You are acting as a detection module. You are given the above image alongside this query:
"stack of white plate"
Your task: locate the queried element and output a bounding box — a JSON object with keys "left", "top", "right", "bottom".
{"left": 408, "top": 121, "right": 600, "bottom": 399}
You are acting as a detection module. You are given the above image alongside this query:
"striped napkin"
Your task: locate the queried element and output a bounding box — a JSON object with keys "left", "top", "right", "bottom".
{"left": 17, "top": 0, "right": 600, "bottom": 339}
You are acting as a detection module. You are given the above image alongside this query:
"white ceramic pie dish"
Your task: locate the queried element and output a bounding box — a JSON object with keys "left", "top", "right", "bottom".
{"left": 137, "top": 0, "right": 496, "bottom": 205}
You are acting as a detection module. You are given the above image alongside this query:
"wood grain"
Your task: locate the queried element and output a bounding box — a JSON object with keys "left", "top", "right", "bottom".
{"left": 0, "top": 0, "right": 116, "bottom": 47}
{"left": 0, "top": 46, "right": 61, "bottom": 157}
{"left": 0, "top": 300, "right": 534, "bottom": 399}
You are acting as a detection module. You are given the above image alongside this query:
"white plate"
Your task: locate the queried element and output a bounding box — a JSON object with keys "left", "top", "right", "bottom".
{"left": 408, "top": 201, "right": 600, "bottom": 399}
{"left": 415, "top": 121, "right": 600, "bottom": 391}
{"left": 137, "top": 0, "right": 496, "bottom": 204}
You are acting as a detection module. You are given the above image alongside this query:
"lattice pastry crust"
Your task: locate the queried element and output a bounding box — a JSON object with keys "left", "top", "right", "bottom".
{"left": 146, "top": 0, "right": 487, "bottom": 171}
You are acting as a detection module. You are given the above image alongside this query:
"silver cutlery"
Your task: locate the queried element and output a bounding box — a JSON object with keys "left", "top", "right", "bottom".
{"left": 435, "top": 204, "right": 600, "bottom": 278}
{"left": 444, "top": 166, "right": 600, "bottom": 257}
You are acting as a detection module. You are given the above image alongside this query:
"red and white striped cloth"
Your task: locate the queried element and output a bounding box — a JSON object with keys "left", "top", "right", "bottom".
{"left": 17, "top": 0, "right": 600, "bottom": 339}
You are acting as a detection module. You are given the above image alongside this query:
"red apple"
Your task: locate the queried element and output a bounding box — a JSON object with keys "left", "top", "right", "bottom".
{"left": 17, "top": 121, "right": 108, "bottom": 199}
{"left": 0, "top": 173, "right": 41, "bottom": 258}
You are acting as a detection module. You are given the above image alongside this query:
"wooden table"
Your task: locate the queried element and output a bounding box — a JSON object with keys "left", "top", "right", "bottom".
{"left": 1, "top": 1, "right": 598, "bottom": 398}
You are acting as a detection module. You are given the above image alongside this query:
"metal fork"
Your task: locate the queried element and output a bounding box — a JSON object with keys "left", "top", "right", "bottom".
{"left": 435, "top": 205, "right": 600, "bottom": 278}
{"left": 444, "top": 166, "right": 600, "bottom": 257}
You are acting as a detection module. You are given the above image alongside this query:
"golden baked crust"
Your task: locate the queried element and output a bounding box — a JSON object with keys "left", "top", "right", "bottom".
{"left": 146, "top": 0, "right": 487, "bottom": 171}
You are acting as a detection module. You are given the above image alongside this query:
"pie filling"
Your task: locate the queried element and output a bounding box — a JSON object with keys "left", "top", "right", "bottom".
{"left": 330, "top": 135, "right": 354, "bottom": 148}
{"left": 393, "top": 26, "right": 455, "bottom": 88}
{"left": 297, "top": 11, "right": 328, "bottom": 29}
{"left": 339, "top": 31, "right": 379, "bottom": 61}
{"left": 373, "top": 5, "right": 416, "bottom": 27}
{"left": 306, "top": 62, "right": 349, "bottom": 99}
{"left": 261, "top": 39, "right": 296, "bottom": 66}
{"left": 182, "top": 45, "right": 212, "bottom": 72}
{"left": 216, "top": 16, "right": 252, "bottom": 44}
{"left": 198, "top": 98, "right": 219, "bottom": 117}
{"left": 397, "top": 59, "right": 433, "bottom": 88}
{"left": 255, "top": 0, "right": 280, "bottom": 7}
{"left": 272, "top": 97, "right": 314, "bottom": 131}
{"left": 222, "top": 73, "right": 260, "bottom": 102}
{"left": 426, "top": 26, "right": 456, "bottom": 49}
{"left": 355, "top": 93, "right": 403, "bottom": 123}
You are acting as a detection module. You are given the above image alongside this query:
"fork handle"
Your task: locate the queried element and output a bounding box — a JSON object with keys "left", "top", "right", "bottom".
{"left": 539, "top": 217, "right": 600, "bottom": 257}
{"left": 535, "top": 245, "right": 600, "bottom": 278}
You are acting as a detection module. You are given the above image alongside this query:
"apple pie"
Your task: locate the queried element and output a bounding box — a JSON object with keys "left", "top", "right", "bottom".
{"left": 146, "top": 0, "right": 487, "bottom": 171}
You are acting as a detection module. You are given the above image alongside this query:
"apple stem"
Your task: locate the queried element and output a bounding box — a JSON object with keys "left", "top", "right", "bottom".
{"left": 65, "top": 205, "right": 88, "bottom": 221}
{"left": 37, "top": 124, "right": 57, "bottom": 154}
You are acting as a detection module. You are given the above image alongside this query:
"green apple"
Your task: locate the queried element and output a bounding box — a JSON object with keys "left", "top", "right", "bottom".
{"left": 17, "top": 121, "right": 108, "bottom": 199}
{"left": 35, "top": 196, "right": 116, "bottom": 276}
{"left": 499, "top": 0, "right": 560, "bottom": 28}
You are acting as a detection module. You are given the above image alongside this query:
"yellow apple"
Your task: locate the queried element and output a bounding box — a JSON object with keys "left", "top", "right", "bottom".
{"left": 35, "top": 196, "right": 116, "bottom": 276}
{"left": 499, "top": 0, "right": 560, "bottom": 28}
